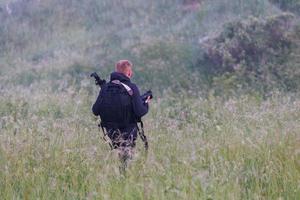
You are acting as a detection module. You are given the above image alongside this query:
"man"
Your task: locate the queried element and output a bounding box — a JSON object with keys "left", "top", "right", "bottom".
{"left": 92, "top": 60, "right": 150, "bottom": 167}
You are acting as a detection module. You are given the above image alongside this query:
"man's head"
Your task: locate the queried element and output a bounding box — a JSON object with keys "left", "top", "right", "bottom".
{"left": 115, "top": 60, "right": 133, "bottom": 78}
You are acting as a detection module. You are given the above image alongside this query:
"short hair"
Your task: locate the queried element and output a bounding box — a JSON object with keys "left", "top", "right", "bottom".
{"left": 115, "top": 60, "right": 133, "bottom": 74}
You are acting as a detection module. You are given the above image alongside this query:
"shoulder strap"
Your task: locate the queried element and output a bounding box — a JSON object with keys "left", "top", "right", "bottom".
{"left": 111, "top": 80, "right": 133, "bottom": 96}
{"left": 137, "top": 121, "right": 148, "bottom": 151}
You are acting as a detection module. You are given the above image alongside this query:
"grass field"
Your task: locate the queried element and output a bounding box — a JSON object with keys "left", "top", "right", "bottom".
{"left": 0, "top": 87, "right": 299, "bottom": 199}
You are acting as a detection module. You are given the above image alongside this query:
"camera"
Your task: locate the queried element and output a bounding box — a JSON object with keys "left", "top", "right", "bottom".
{"left": 141, "top": 90, "right": 153, "bottom": 102}
{"left": 90, "top": 72, "right": 106, "bottom": 86}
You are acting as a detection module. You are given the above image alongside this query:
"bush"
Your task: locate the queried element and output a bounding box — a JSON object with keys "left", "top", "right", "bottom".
{"left": 201, "top": 13, "right": 299, "bottom": 94}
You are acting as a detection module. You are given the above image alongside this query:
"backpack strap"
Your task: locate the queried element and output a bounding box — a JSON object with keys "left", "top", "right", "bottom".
{"left": 99, "top": 122, "right": 113, "bottom": 150}
{"left": 136, "top": 121, "right": 148, "bottom": 151}
{"left": 111, "top": 80, "right": 133, "bottom": 96}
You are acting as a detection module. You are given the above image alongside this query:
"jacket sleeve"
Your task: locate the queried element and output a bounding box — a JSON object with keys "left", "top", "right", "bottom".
{"left": 92, "top": 91, "right": 102, "bottom": 116}
{"left": 131, "top": 84, "right": 149, "bottom": 118}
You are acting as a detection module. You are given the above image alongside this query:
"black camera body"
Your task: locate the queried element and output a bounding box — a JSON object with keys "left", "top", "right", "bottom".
{"left": 141, "top": 90, "right": 153, "bottom": 102}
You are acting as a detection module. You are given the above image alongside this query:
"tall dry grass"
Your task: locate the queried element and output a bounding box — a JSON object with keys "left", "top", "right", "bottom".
{"left": 0, "top": 85, "right": 299, "bottom": 199}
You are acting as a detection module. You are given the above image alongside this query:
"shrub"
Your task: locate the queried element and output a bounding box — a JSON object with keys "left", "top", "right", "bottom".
{"left": 201, "top": 13, "right": 299, "bottom": 94}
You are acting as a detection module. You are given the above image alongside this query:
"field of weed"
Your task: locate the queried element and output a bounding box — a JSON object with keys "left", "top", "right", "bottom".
{"left": 0, "top": 85, "right": 299, "bottom": 199}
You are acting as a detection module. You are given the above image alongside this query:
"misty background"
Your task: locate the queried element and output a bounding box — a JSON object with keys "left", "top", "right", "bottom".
{"left": 0, "top": 0, "right": 299, "bottom": 95}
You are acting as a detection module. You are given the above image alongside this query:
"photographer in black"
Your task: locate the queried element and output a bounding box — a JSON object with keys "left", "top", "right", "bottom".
{"left": 92, "top": 60, "right": 151, "bottom": 170}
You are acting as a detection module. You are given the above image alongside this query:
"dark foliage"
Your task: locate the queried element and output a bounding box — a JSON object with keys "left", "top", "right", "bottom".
{"left": 201, "top": 13, "right": 300, "bottom": 94}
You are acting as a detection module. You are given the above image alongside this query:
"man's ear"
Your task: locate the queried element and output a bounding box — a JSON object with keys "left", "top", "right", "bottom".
{"left": 127, "top": 69, "right": 132, "bottom": 78}
{"left": 128, "top": 72, "right": 132, "bottom": 78}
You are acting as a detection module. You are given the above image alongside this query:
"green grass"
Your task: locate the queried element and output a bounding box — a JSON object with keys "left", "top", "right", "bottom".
{"left": 0, "top": 87, "right": 299, "bottom": 199}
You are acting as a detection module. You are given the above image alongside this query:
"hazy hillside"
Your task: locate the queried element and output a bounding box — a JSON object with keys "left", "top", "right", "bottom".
{"left": 0, "top": 0, "right": 291, "bottom": 92}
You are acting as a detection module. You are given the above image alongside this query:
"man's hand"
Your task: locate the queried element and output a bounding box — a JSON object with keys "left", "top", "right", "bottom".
{"left": 145, "top": 96, "right": 151, "bottom": 104}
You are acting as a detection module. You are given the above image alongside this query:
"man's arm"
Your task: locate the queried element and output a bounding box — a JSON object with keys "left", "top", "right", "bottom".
{"left": 131, "top": 84, "right": 149, "bottom": 118}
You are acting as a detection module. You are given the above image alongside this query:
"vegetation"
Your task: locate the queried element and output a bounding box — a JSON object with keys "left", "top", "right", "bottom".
{"left": 0, "top": 0, "right": 283, "bottom": 91}
{"left": 201, "top": 13, "right": 300, "bottom": 95}
{"left": 1, "top": 89, "right": 299, "bottom": 199}
{"left": 270, "top": 0, "right": 300, "bottom": 14}
{"left": 0, "top": 0, "right": 299, "bottom": 199}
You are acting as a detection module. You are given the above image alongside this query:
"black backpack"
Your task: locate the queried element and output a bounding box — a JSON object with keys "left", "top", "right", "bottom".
{"left": 97, "top": 80, "right": 135, "bottom": 128}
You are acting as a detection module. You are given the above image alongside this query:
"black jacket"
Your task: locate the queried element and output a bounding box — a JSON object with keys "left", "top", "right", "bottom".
{"left": 92, "top": 72, "right": 149, "bottom": 123}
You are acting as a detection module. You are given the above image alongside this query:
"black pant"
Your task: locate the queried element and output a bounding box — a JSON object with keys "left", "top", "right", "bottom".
{"left": 106, "top": 126, "right": 138, "bottom": 149}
